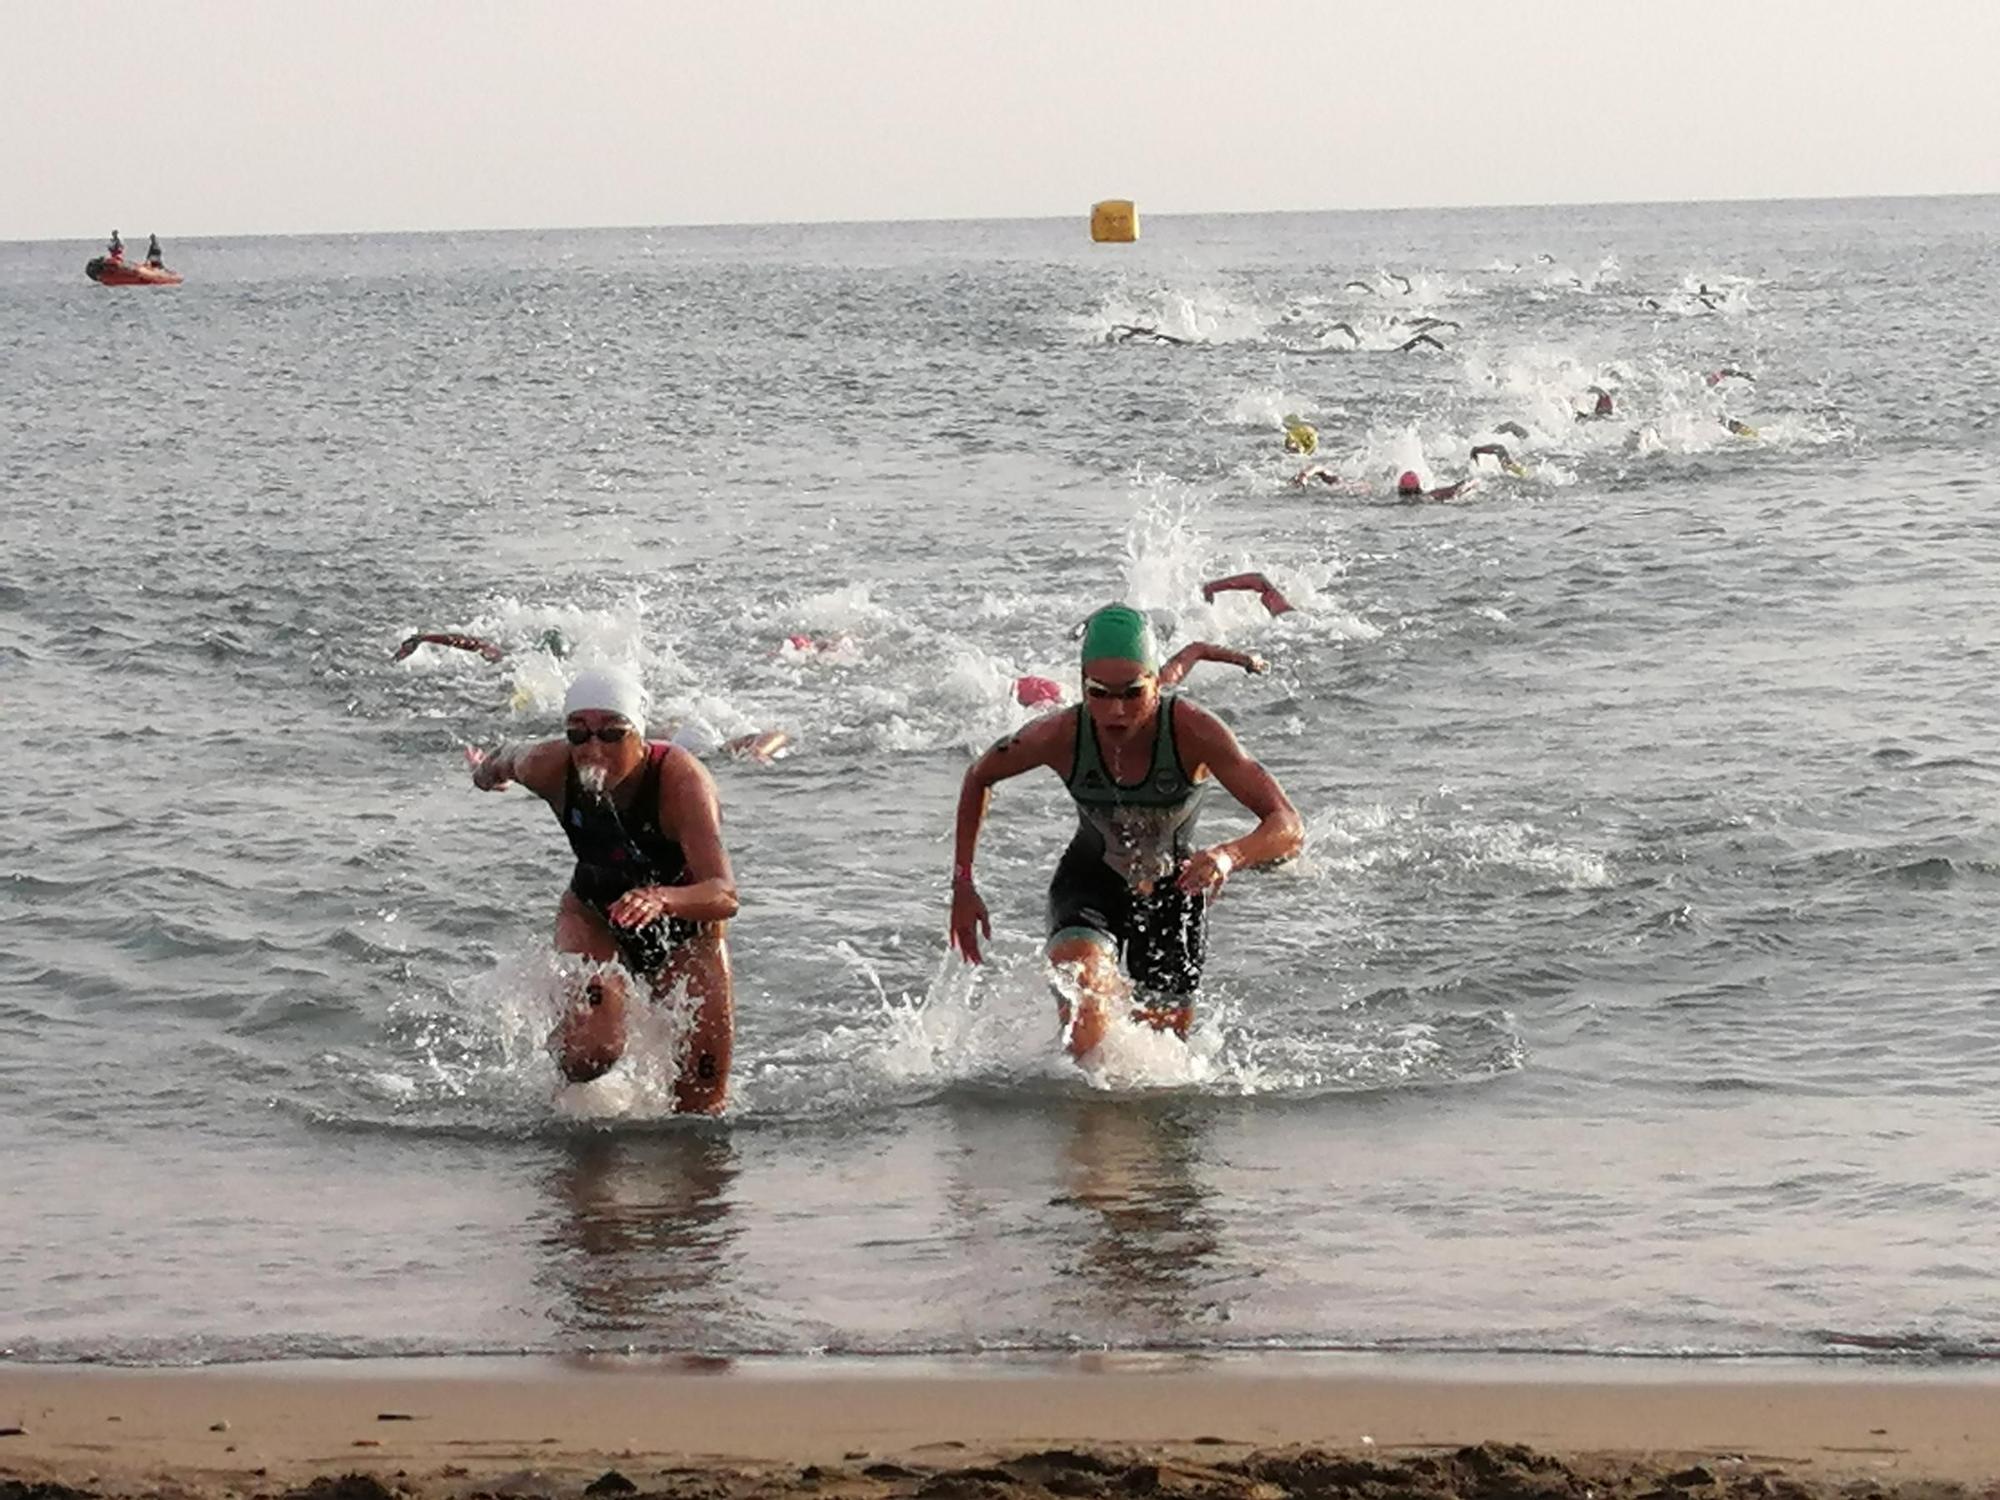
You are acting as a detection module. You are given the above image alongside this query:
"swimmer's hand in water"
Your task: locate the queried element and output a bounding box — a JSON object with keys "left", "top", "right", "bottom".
{"left": 723, "top": 730, "right": 791, "bottom": 764}
{"left": 466, "top": 745, "right": 513, "bottom": 791}
{"left": 608, "top": 885, "right": 677, "bottom": 929}
{"left": 948, "top": 876, "right": 992, "bottom": 965}
{"left": 1176, "top": 847, "right": 1235, "bottom": 899}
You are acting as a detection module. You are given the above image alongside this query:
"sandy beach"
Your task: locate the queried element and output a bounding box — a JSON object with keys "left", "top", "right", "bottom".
{"left": 4, "top": 1358, "right": 1998, "bottom": 1500}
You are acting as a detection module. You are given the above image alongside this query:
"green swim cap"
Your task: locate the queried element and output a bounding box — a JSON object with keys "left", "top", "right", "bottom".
{"left": 1079, "top": 604, "right": 1159, "bottom": 671}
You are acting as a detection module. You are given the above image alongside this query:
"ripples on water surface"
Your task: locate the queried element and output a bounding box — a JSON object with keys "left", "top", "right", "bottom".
{"left": 2, "top": 199, "right": 1998, "bottom": 1365}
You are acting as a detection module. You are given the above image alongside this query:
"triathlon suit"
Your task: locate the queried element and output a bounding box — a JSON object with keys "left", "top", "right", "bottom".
{"left": 556, "top": 742, "right": 697, "bottom": 976}
{"left": 1046, "top": 694, "right": 1211, "bottom": 996}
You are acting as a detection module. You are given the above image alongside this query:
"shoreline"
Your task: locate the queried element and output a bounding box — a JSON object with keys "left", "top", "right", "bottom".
{"left": 5, "top": 1352, "right": 1999, "bottom": 1494}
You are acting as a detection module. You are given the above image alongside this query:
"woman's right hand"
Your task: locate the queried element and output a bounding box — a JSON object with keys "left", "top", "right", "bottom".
{"left": 466, "top": 745, "right": 511, "bottom": 791}
{"left": 948, "top": 879, "right": 992, "bottom": 965}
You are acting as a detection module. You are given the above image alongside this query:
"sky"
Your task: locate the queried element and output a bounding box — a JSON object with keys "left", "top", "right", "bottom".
{"left": 5, "top": 0, "right": 1998, "bottom": 240}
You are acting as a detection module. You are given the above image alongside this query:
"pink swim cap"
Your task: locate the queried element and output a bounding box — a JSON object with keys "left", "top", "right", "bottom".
{"left": 1397, "top": 471, "right": 1422, "bottom": 494}
{"left": 1014, "top": 675, "right": 1063, "bottom": 707}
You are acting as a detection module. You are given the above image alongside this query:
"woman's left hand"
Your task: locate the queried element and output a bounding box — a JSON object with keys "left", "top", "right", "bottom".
{"left": 609, "top": 885, "right": 677, "bottom": 928}
{"left": 1176, "top": 847, "right": 1235, "bottom": 899}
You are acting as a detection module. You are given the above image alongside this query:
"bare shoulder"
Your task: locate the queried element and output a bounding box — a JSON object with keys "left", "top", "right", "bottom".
{"left": 1171, "top": 696, "right": 1249, "bottom": 763}
{"left": 994, "top": 707, "right": 1075, "bottom": 765}
{"left": 655, "top": 742, "right": 723, "bottom": 808}
{"left": 1171, "top": 694, "right": 1234, "bottom": 741}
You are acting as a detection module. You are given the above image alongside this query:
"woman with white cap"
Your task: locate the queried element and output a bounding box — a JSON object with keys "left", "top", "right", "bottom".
{"left": 466, "top": 667, "right": 738, "bottom": 1109}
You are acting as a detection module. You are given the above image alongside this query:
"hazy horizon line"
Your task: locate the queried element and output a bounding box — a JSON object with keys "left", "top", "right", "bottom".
{"left": 9, "top": 186, "right": 1994, "bottom": 247}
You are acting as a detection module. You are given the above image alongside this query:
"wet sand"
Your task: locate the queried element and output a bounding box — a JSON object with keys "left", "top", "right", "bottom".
{"left": 3, "top": 1358, "right": 1997, "bottom": 1500}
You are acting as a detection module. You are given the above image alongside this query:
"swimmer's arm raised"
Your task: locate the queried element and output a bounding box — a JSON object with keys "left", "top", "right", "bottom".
{"left": 1159, "top": 641, "right": 1267, "bottom": 688}
{"left": 396, "top": 631, "right": 506, "bottom": 662}
{"left": 1201, "top": 571, "right": 1295, "bottom": 616}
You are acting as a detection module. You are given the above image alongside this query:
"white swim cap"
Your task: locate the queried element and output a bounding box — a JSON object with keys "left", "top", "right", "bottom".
{"left": 562, "top": 668, "right": 647, "bottom": 736}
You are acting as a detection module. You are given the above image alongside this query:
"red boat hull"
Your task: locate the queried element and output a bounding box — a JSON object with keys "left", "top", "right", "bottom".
{"left": 86, "top": 257, "right": 182, "bottom": 287}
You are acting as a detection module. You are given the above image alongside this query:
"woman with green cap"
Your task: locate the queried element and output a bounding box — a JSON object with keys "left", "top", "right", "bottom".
{"left": 947, "top": 604, "right": 1303, "bottom": 1061}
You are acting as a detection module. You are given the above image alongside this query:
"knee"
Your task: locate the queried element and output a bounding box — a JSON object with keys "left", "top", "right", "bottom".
{"left": 560, "top": 1050, "right": 621, "bottom": 1085}
{"left": 1047, "top": 930, "right": 1115, "bottom": 970}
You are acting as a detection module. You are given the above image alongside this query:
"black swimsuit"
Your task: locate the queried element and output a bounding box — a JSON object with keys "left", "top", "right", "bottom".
{"left": 1045, "top": 696, "right": 1210, "bottom": 997}
{"left": 557, "top": 742, "right": 697, "bottom": 976}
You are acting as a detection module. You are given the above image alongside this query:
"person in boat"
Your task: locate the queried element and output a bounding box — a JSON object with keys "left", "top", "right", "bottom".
{"left": 464, "top": 668, "right": 738, "bottom": 1104}
{"left": 145, "top": 234, "right": 163, "bottom": 268}
{"left": 949, "top": 605, "right": 1302, "bottom": 1060}
{"left": 106, "top": 231, "right": 124, "bottom": 263}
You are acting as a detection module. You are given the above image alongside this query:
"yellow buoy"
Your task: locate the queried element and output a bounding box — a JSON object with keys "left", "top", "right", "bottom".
{"left": 1091, "top": 200, "right": 1139, "bottom": 244}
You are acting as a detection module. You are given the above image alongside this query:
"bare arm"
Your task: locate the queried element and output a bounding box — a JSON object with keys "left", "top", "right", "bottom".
{"left": 1159, "top": 641, "right": 1268, "bottom": 688}
{"left": 1201, "top": 572, "right": 1295, "bottom": 617}
{"left": 396, "top": 631, "right": 506, "bottom": 662}
{"left": 949, "top": 714, "right": 1071, "bottom": 963}
{"left": 466, "top": 737, "right": 569, "bottom": 801}
{"left": 1171, "top": 701, "right": 1303, "bottom": 895}
{"left": 1469, "top": 443, "right": 1523, "bottom": 476}
{"left": 643, "top": 751, "right": 739, "bottom": 925}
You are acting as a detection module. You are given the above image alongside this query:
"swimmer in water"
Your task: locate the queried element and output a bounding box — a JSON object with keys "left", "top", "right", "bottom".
{"left": 1396, "top": 469, "right": 1477, "bottom": 502}
{"left": 1721, "top": 417, "right": 1759, "bottom": 439}
{"left": 1159, "top": 641, "right": 1268, "bottom": 685}
{"left": 464, "top": 668, "right": 737, "bottom": 1104}
{"left": 722, "top": 730, "right": 791, "bottom": 762}
{"left": 1469, "top": 443, "right": 1527, "bottom": 477}
{"left": 779, "top": 633, "right": 856, "bottom": 656}
{"left": 1342, "top": 280, "right": 1378, "bottom": 295}
{"left": 393, "top": 631, "right": 508, "bottom": 663}
{"left": 1201, "top": 572, "right": 1296, "bottom": 617}
{"left": 1293, "top": 464, "right": 1344, "bottom": 487}
{"left": 1397, "top": 332, "right": 1447, "bottom": 353}
{"left": 1107, "top": 325, "right": 1190, "bottom": 346}
{"left": 1283, "top": 420, "right": 1319, "bottom": 455}
{"left": 1495, "top": 421, "right": 1531, "bottom": 441}
{"left": 949, "top": 606, "right": 1302, "bottom": 1060}
{"left": 1577, "top": 385, "right": 1615, "bottom": 421}
{"left": 1707, "top": 367, "right": 1755, "bottom": 386}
